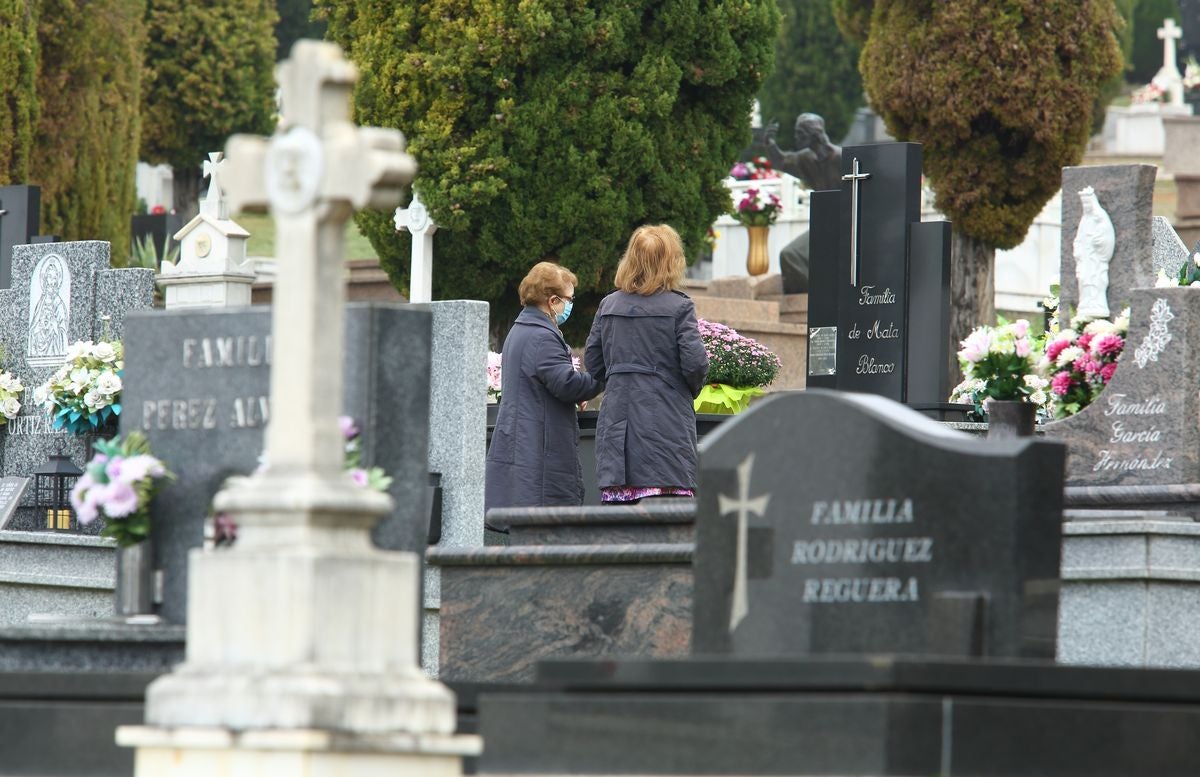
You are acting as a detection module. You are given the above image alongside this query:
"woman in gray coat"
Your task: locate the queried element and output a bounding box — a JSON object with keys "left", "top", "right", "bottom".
{"left": 584, "top": 225, "right": 709, "bottom": 503}
{"left": 485, "top": 262, "right": 604, "bottom": 510}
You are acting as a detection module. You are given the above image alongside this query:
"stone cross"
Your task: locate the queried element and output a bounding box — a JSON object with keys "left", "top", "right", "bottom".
{"left": 1158, "top": 18, "right": 1186, "bottom": 106}
{"left": 119, "top": 40, "right": 481, "bottom": 758}
{"left": 200, "top": 152, "right": 227, "bottom": 219}
{"left": 221, "top": 41, "right": 415, "bottom": 489}
{"left": 394, "top": 189, "right": 437, "bottom": 304}
{"left": 719, "top": 454, "right": 770, "bottom": 633}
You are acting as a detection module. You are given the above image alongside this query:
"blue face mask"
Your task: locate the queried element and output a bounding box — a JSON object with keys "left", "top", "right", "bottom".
{"left": 555, "top": 298, "right": 573, "bottom": 326}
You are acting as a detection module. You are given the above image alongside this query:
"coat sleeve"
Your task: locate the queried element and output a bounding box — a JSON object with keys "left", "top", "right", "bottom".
{"left": 584, "top": 307, "right": 607, "bottom": 383}
{"left": 536, "top": 332, "right": 603, "bottom": 404}
{"left": 676, "top": 299, "right": 709, "bottom": 399}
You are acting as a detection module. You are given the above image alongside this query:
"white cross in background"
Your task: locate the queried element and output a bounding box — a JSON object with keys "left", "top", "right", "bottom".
{"left": 719, "top": 454, "right": 770, "bottom": 633}
{"left": 201, "top": 152, "right": 227, "bottom": 219}
{"left": 1157, "top": 18, "right": 1186, "bottom": 107}
{"left": 395, "top": 190, "right": 437, "bottom": 304}
{"left": 221, "top": 40, "right": 416, "bottom": 489}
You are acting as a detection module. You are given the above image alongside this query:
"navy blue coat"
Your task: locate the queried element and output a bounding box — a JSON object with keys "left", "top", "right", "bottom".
{"left": 485, "top": 307, "right": 604, "bottom": 510}
{"left": 584, "top": 289, "right": 709, "bottom": 490}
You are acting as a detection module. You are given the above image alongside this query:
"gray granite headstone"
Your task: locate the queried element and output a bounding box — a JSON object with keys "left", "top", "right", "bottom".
{"left": 1045, "top": 287, "right": 1200, "bottom": 486}
{"left": 0, "top": 185, "right": 40, "bottom": 289}
{"left": 0, "top": 241, "right": 154, "bottom": 531}
{"left": 1152, "top": 216, "right": 1191, "bottom": 279}
{"left": 120, "top": 302, "right": 433, "bottom": 624}
{"left": 692, "top": 390, "right": 1066, "bottom": 659}
{"left": 1059, "top": 165, "right": 1157, "bottom": 321}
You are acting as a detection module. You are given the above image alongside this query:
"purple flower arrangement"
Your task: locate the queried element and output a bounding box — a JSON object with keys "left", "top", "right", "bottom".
{"left": 697, "top": 319, "right": 781, "bottom": 389}
{"left": 71, "top": 432, "right": 173, "bottom": 547}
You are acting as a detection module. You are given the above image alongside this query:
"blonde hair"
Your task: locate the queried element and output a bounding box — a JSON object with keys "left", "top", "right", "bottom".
{"left": 614, "top": 224, "right": 686, "bottom": 295}
{"left": 519, "top": 261, "right": 577, "bottom": 306}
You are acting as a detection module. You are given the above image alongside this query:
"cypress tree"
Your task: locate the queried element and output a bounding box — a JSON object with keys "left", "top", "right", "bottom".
{"left": 141, "top": 0, "right": 278, "bottom": 216}
{"left": 843, "top": 1, "right": 1121, "bottom": 376}
{"left": 758, "top": 0, "right": 862, "bottom": 147}
{"left": 319, "top": 0, "right": 780, "bottom": 339}
{"left": 0, "top": 0, "right": 37, "bottom": 186}
{"left": 32, "top": 0, "right": 144, "bottom": 262}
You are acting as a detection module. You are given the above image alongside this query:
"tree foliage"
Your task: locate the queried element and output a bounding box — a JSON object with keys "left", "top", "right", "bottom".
{"left": 141, "top": 0, "right": 278, "bottom": 214}
{"left": 859, "top": 0, "right": 1122, "bottom": 250}
{"left": 275, "top": 0, "right": 327, "bottom": 61}
{"left": 758, "top": 0, "right": 862, "bottom": 146}
{"left": 32, "top": 0, "right": 144, "bottom": 261}
{"left": 319, "top": 0, "right": 780, "bottom": 339}
{"left": 0, "top": 0, "right": 37, "bottom": 185}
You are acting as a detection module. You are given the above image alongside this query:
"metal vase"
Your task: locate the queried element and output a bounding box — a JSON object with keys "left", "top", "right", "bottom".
{"left": 114, "top": 541, "right": 154, "bottom": 617}
{"left": 986, "top": 400, "right": 1037, "bottom": 439}
{"left": 745, "top": 225, "right": 770, "bottom": 276}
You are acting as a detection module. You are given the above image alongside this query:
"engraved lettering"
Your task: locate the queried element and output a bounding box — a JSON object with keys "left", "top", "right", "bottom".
{"left": 858, "top": 285, "right": 897, "bottom": 306}
{"left": 866, "top": 320, "right": 899, "bottom": 340}
{"left": 856, "top": 354, "right": 896, "bottom": 375}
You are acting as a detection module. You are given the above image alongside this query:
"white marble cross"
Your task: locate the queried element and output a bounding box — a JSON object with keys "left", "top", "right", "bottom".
{"left": 719, "top": 453, "right": 770, "bottom": 633}
{"left": 220, "top": 39, "right": 416, "bottom": 503}
{"left": 394, "top": 190, "right": 437, "bottom": 304}
{"left": 1157, "top": 18, "right": 1185, "bottom": 107}
{"left": 201, "top": 152, "right": 227, "bottom": 219}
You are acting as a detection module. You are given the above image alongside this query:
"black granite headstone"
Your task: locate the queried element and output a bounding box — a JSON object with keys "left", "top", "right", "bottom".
{"left": 804, "top": 143, "right": 951, "bottom": 407}
{"left": 0, "top": 185, "right": 40, "bottom": 289}
{"left": 120, "top": 302, "right": 433, "bottom": 624}
{"left": 692, "top": 390, "right": 1065, "bottom": 659}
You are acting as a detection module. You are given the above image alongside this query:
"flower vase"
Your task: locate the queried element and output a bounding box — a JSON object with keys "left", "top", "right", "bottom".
{"left": 114, "top": 541, "right": 154, "bottom": 618}
{"left": 745, "top": 225, "right": 770, "bottom": 276}
{"left": 986, "top": 400, "right": 1036, "bottom": 439}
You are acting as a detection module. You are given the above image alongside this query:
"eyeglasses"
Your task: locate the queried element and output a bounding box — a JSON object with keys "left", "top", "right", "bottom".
{"left": 556, "top": 294, "right": 574, "bottom": 303}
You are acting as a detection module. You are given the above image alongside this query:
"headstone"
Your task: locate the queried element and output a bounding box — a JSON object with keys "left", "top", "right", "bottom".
{"left": 1058, "top": 165, "right": 1157, "bottom": 322}
{"left": 692, "top": 390, "right": 1065, "bottom": 658}
{"left": 1152, "top": 216, "right": 1190, "bottom": 277}
{"left": 1045, "top": 287, "right": 1200, "bottom": 485}
{"left": 118, "top": 41, "right": 478, "bottom": 774}
{"left": 121, "top": 303, "right": 434, "bottom": 624}
{"left": 0, "top": 242, "right": 154, "bottom": 530}
{"left": 0, "top": 185, "right": 40, "bottom": 289}
{"left": 805, "top": 143, "right": 952, "bottom": 408}
{"left": 158, "top": 152, "right": 256, "bottom": 309}
{"left": 394, "top": 190, "right": 437, "bottom": 303}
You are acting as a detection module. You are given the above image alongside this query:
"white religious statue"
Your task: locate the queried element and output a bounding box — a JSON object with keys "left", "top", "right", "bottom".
{"left": 1073, "top": 186, "right": 1116, "bottom": 320}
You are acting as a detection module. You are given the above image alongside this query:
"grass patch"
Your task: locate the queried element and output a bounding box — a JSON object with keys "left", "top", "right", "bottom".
{"left": 235, "top": 212, "right": 381, "bottom": 260}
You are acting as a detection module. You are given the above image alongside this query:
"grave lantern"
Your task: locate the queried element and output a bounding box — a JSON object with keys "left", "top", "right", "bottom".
{"left": 33, "top": 451, "right": 83, "bottom": 531}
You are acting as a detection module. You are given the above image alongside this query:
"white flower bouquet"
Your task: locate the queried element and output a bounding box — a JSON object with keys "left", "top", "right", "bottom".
{"left": 0, "top": 372, "right": 24, "bottom": 424}
{"left": 35, "top": 339, "right": 123, "bottom": 435}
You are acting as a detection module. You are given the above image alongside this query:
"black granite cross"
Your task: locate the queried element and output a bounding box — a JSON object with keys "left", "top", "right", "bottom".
{"left": 0, "top": 186, "right": 40, "bottom": 290}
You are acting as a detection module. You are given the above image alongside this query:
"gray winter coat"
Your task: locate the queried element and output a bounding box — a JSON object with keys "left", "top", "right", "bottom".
{"left": 584, "top": 289, "right": 709, "bottom": 489}
{"left": 485, "top": 306, "right": 603, "bottom": 510}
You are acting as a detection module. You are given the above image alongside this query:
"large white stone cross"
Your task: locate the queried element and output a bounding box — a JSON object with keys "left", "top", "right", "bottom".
{"left": 220, "top": 39, "right": 416, "bottom": 521}
{"left": 1157, "top": 18, "right": 1185, "bottom": 107}
{"left": 395, "top": 190, "right": 437, "bottom": 304}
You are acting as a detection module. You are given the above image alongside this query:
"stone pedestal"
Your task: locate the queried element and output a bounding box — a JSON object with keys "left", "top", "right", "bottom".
{"left": 1059, "top": 518, "right": 1200, "bottom": 668}
{"left": 1108, "top": 104, "right": 1193, "bottom": 156}
{"left": 1174, "top": 173, "right": 1200, "bottom": 249}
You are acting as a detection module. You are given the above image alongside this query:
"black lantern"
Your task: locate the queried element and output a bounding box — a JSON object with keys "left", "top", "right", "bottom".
{"left": 33, "top": 451, "right": 83, "bottom": 531}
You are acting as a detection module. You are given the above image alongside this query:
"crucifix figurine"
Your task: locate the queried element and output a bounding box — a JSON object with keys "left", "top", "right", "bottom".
{"left": 842, "top": 157, "right": 871, "bottom": 287}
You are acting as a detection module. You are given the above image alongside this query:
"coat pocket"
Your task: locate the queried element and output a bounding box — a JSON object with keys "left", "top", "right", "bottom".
{"left": 596, "top": 419, "right": 628, "bottom": 486}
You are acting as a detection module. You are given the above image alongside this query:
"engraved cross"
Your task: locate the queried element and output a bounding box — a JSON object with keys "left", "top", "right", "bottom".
{"left": 842, "top": 157, "right": 871, "bottom": 288}
{"left": 719, "top": 454, "right": 770, "bottom": 633}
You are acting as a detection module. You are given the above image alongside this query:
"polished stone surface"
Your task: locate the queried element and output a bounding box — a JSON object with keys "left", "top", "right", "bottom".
{"left": 1045, "top": 288, "right": 1200, "bottom": 487}
{"left": 487, "top": 500, "right": 696, "bottom": 545}
{"left": 476, "top": 656, "right": 1200, "bottom": 776}
{"left": 431, "top": 544, "right": 691, "bottom": 682}
{"left": 1153, "top": 215, "right": 1191, "bottom": 277}
{"left": 1058, "top": 164, "right": 1157, "bottom": 319}
{"left": 693, "top": 390, "right": 1066, "bottom": 659}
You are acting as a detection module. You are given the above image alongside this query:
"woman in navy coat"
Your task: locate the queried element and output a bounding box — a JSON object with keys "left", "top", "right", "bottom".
{"left": 584, "top": 225, "right": 709, "bottom": 503}
{"left": 485, "top": 262, "right": 604, "bottom": 510}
